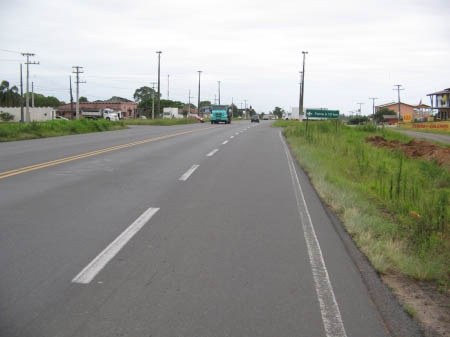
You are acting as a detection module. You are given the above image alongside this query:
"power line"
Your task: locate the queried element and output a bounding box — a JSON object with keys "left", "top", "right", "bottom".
{"left": 0, "top": 48, "right": 22, "bottom": 54}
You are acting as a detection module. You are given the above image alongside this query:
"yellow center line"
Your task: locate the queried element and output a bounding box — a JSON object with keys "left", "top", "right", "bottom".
{"left": 0, "top": 127, "right": 215, "bottom": 180}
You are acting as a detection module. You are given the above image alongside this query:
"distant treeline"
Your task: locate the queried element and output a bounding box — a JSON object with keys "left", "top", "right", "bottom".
{"left": 0, "top": 80, "right": 63, "bottom": 108}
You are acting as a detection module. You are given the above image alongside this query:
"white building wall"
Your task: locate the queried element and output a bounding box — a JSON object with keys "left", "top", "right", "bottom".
{"left": 0, "top": 107, "right": 56, "bottom": 122}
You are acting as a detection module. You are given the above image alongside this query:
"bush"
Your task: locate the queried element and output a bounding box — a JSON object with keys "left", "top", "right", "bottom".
{"left": 0, "top": 112, "right": 14, "bottom": 122}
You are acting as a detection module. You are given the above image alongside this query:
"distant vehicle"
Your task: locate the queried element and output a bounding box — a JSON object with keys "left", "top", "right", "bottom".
{"left": 163, "top": 107, "right": 183, "bottom": 119}
{"left": 262, "top": 115, "right": 269, "bottom": 120}
{"left": 210, "top": 105, "right": 232, "bottom": 124}
{"left": 81, "top": 108, "right": 120, "bottom": 121}
{"left": 251, "top": 114, "right": 260, "bottom": 123}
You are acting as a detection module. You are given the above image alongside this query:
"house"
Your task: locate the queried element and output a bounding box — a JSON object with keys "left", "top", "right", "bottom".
{"left": 375, "top": 101, "right": 432, "bottom": 122}
{"left": 57, "top": 97, "right": 137, "bottom": 119}
{"left": 427, "top": 88, "right": 450, "bottom": 121}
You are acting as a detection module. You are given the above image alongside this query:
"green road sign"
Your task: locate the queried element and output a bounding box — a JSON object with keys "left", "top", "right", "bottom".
{"left": 306, "top": 109, "right": 339, "bottom": 119}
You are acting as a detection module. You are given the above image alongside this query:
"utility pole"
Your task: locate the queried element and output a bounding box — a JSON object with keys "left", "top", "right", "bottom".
{"left": 22, "top": 52, "right": 39, "bottom": 122}
{"left": 357, "top": 102, "right": 364, "bottom": 115}
{"left": 188, "top": 90, "right": 195, "bottom": 117}
{"left": 244, "top": 99, "right": 248, "bottom": 119}
{"left": 31, "top": 81, "right": 34, "bottom": 108}
{"left": 369, "top": 97, "right": 378, "bottom": 123}
{"left": 156, "top": 51, "right": 162, "bottom": 118}
{"left": 393, "top": 84, "right": 404, "bottom": 124}
{"left": 69, "top": 75, "right": 74, "bottom": 114}
{"left": 197, "top": 71, "right": 202, "bottom": 116}
{"left": 300, "top": 51, "right": 308, "bottom": 117}
{"left": 20, "top": 63, "right": 24, "bottom": 122}
{"left": 72, "top": 66, "right": 85, "bottom": 120}
{"left": 167, "top": 74, "right": 170, "bottom": 100}
{"left": 150, "top": 82, "right": 157, "bottom": 119}
{"left": 218, "top": 81, "right": 221, "bottom": 105}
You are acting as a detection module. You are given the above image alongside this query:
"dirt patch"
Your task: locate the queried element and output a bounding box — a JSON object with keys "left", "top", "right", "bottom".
{"left": 366, "top": 136, "right": 450, "bottom": 168}
{"left": 382, "top": 274, "right": 450, "bottom": 337}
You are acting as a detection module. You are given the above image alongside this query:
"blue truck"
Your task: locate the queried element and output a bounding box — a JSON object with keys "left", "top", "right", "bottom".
{"left": 210, "top": 105, "right": 232, "bottom": 124}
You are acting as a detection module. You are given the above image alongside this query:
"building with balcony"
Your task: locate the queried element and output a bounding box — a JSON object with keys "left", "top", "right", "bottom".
{"left": 428, "top": 88, "right": 450, "bottom": 120}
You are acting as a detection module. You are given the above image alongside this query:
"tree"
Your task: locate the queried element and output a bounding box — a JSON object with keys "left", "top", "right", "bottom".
{"left": 273, "top": 106, "right": 284, "bottom": 119}
{"left": 230, "top": 103, "right": 239, "bottom": 117}
{"left": 348, "top": 115, "right": 369, "bottom": 125}
{"left": 33, "top": 94, "right": 61, "bottom": 108}
{"left": 374, "top": 107, "right": 396, "bottom": 123}
{"left": 133, "top": 86, "right": 159, "bottom": 103}
{"left": 0, "top": 80, "right": 21, "bottom": 107}
{"left": 199, "top": 100, "right": 211, "bottom": 108}
{"left": 79, "top": 96, "right": 88, "bottom": 103}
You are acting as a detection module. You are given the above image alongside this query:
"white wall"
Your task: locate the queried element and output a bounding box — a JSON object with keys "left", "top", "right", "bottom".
{"left": 0, "top": 107, "right": 56, "bottom": 122}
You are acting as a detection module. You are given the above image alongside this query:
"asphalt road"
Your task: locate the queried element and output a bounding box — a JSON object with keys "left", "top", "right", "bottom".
{"left": 0, "top": 121, "right": 421, "bottom": 337}
{"left": 393, "top": 129, "right": 450, "bottom": 144}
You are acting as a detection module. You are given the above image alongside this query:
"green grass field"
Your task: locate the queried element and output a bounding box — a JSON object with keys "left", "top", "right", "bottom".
{"left": 0, "top": 119, "right": 126, "bottom": 142}
{"left": 275, "top": 120, "right": 450, "bottom": 289}
{"left": 0, "top": 117, "right": 206, "bottom": 142}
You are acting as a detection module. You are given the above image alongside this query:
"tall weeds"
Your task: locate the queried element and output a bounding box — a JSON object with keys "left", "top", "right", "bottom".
{"left": 278, "top": 120, "right": 450, "bottom": 285}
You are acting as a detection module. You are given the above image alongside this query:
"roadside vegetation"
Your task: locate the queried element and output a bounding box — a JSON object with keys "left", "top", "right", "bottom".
{"left": 0, "top": 119, "right": 126, "bottom": 142}
{"left": 275, "top": 120, "right": 450, "bottom": 289}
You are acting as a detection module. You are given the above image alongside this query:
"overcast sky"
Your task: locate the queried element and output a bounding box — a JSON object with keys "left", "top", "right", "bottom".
{"left": 1, "top": 0, "right": 449, "bottom": 115}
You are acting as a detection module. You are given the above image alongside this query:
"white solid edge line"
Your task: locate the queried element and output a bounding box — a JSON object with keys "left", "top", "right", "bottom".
{"left": 179, "top": 164, "right": 200, "bottom": 181}
{"left": 72, "top": 207, "right": 160, "bottom": 284}
{"left": 279, "top": 131, "right": 348, "bottom": 337}
{"left": 206, "top": 149, "right": 219, "bottom": 157}
{"left": 222, "top": 140, "right": 229, "bottom": 145}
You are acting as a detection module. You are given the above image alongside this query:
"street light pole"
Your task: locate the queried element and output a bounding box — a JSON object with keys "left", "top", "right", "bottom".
{"left": 156, "top": 51, "right": 162, "bottom": 118}
{"left": 150, "top": 82, "right": 157, "bottom": 119}
{"left": 298, "top": 71, "right": 302, "bottom": 118}
{"left": 218, "top": 81, "right": 221, "bottom": 105}
{"left": 300, "top": 51, "right": 308, "bottom": 117}
{"left": 197, "top": 71, "right": 202, "bottom": 116}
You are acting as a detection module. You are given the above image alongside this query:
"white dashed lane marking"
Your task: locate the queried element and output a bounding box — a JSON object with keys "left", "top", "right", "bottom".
{"left": 206, "top": 149, "right": 219, "bottom": 157}
{"left": 72, "top": 207, "right": 160, "bottom": 284}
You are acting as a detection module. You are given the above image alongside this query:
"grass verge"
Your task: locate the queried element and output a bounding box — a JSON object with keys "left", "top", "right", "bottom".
{"left": 275, "top": 120, "right": 450, "bottom": 289}
{"left": 0, "top": 119, "right": 126, "bottom": 142}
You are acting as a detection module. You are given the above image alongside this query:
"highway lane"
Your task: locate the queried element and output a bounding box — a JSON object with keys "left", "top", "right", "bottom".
{"left": 0, "top": 121, "right": 419, "bottom": 336}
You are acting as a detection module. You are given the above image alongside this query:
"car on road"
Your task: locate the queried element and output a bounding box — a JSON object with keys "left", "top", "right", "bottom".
{"left": 251, "top": 114, "right": 260, "bottom": 123}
